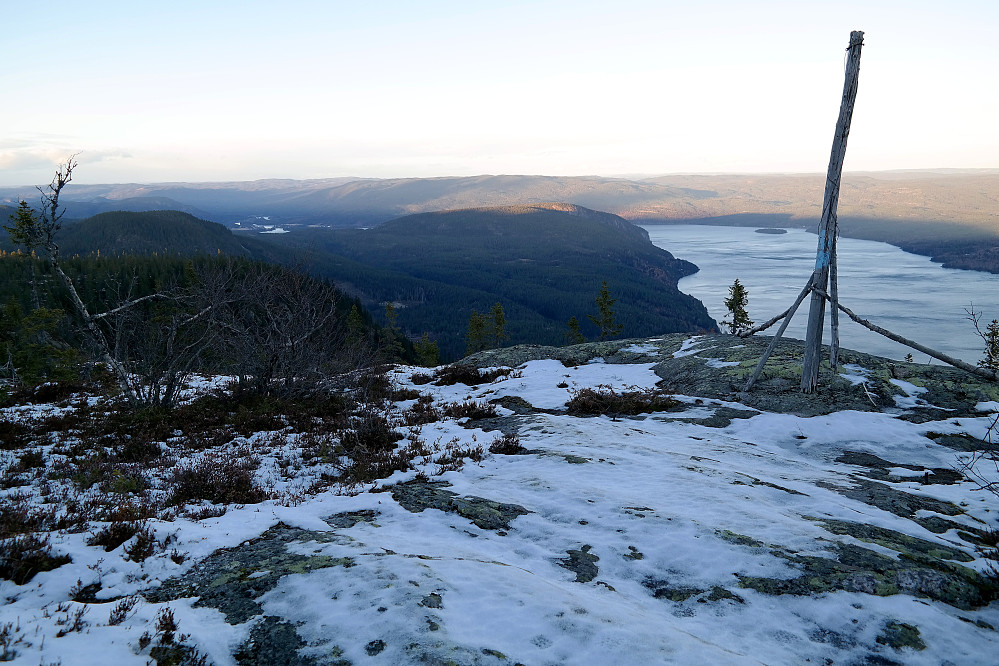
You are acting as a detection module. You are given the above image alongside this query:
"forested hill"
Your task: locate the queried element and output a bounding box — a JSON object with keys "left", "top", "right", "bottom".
{"left": 262, "top": 203, "right": 717, "bottom": 359}
{"left": 2, "top": 203, "right": 717, "bottom": 360}
{"left": 57, "top": 210, "right": 255, "bottom": 258}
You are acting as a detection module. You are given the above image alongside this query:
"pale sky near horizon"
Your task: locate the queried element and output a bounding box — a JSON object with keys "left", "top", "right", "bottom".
{"left": 1, "top": 0, "right": 997, "bottom": 186}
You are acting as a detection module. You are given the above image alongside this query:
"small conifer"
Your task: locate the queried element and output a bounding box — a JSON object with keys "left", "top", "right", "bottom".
{"left": 565, "top": 316, "right": 586, "bottom": 345}
{"left": 588, "top": 281, "right": 623, "bottom": 341}
{"left": 465, "top": 310, "right": 488, "bottom": 356}
{"left": 414, "top": 333, "right": 440, "bottom": 367}
{"left": 490, "top": 302, "right": 509, "bottom": 348}
{"left": 722, "top": 279, "right": 753, "bottom": 335}
{"left": 979, "top": 318, "right": 999, "bottom": 371}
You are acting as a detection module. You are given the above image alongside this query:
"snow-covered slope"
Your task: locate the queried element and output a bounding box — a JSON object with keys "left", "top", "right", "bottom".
{"left": 2, "top": 334, "right": 998, "bottom": 665}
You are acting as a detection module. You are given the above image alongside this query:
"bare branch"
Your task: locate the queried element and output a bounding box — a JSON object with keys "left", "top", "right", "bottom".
{"left": 90, "top": 293, "right": 173, "bottom": 321}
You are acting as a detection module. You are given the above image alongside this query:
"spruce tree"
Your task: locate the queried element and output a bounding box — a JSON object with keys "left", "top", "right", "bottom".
{"left": 565, "top": 316, "right": 586, "bottom": 345}
{"left": 490, "top": 302, "right": 509, "bottom": 348}
{"left": 722, "top": 279, "right": 753, "bottom": 335}
{"left": 979, "top": 319, "right": 999, "bottom": 371}
{"left": 588, "top": 281, "right": 623, "bottom": 341}
{"left": 414, "top": 332, "right": 441, "bottom": 367}
{"left": 465, "top": 310, "right": 488, "bottom": 355}
{"left": 384, "top": 302, "right": 399, "bottom": 332}
{"left": 346, "top": 304, "right": 366, "bottom": 345}
{"left": 379, "top": 302, "right": 404, "bottom": 361}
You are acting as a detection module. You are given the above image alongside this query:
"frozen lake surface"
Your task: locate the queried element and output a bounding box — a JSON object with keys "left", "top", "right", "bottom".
{"left": 643, "top": 224, "right": 999, "bottom": 364}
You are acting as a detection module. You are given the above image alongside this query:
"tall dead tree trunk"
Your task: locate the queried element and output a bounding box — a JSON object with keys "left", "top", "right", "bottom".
{"left": 801, "top": 30, "right": 864, "bottom": 393}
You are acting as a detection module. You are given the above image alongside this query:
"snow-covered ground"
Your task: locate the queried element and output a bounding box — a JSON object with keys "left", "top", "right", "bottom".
{"left": 2, "top": 346, "right": 998, "bottom": 664}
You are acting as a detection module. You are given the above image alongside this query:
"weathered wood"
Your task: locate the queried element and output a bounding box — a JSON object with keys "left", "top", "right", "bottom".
{"left": 738, "top": 281, "right": 814, "bottom": 338}
{"left": 738, "top": 305, "right": 793, "bottom": 338}
{"left": 828, "top": 233, "right": 841, "bottom": 370}
{"left": 742, "top": 283, "right": 813, "bottom": 392}
{"left": 801, "top": 30, "right": 864, "bottom": 393}
{"left": 738, "top": 309, "right": 788, "bottom": 337}
{"left": 812, "top": 288, "right": 999, "bottom": 383}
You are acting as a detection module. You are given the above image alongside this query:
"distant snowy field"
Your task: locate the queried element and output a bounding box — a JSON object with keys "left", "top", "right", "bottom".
{"left": 2, "top": 344, "right": 998, "bottom": 665}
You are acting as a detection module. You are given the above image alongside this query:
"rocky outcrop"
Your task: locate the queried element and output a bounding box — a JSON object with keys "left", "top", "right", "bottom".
{"left": 466, "top": 333, "right": 999, "bottom": 418}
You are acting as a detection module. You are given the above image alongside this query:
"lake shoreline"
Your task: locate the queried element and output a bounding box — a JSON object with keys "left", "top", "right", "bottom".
{"left": 640, "top": 224, "right": 999, "bottom": 364}
{"left": 637, "top": 216, "right": 999, "bottom": 276}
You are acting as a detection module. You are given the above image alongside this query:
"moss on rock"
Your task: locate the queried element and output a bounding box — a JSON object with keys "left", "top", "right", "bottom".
{"left": 876, "top": 621, "right": 926, "bottom": 651}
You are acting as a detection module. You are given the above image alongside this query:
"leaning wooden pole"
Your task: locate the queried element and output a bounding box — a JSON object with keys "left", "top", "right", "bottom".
{"left": 811, "top": 289, "right": 999, "bottom": 383}
{"left": 743, "top": 282, "right": 813, "bottom": 392}
{"left": 828, "top": 232, "right": 841, "bottom": 370}
{"left": 801, "top": 30, "right": 864, "bottom": 393}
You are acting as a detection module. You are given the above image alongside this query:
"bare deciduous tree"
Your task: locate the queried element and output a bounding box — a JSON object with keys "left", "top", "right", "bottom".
{"left": 4, "top": 158, "right": 169, "bottom": 404}
{"left": 215, "top": 261, "right": 364, "bottom": 397}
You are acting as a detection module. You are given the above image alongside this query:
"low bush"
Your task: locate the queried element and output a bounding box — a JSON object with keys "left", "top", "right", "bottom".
{"left": 103, "top": 467, "right": 149, "bottom": 494}
{"left": 107, "top": 596, "right": 138, "bottom": 626}
{"left": 432, "top": 364, "right": 512, "bottom": 387}
{"left": 410, "top": 372, "right": 434, "bottom": 385}
{"left": 565, "top": 386, "right": 680, "bottom": 416}
{"left": 0, "top": 492, "right": 60, "bottom": 537}
{"left": 402, "top": 395, "right": 442, "bottom": 426}
{"left": 166, "top": 452, "right": 266, "bottom": 506}
{"left": 338, "top": 445, "right": 413, "bottom": 485}
{"left": 432, "top": 437, "right": 484, "bottom": 474}
{"left": 23, "top": 381, "right": 88, "bottom": 404}
{"left": 442, "top": 400, "right": 499, "bottom": 421}
{"left": 0, "top": 418, "right": 30, "bottom": 451}
{"left": 489, "top": 433, "right": 528, "bottom": 455}
{"left": 0, "top": 533, "right": 71, "bottom": 584}
{"left": 343, "top": 410, "right": 403, "bottom": 455}
{"left": 17, "top": 449, "right": 45, "bottom": 470}
{"left": 124, "top": 524, "right": 158, "bottom": 562}
{"left": 391, "top": 387, "right": 421, "bottom": 401}
{"left": 88, "top": 520, "right": 143, "bottom": 552}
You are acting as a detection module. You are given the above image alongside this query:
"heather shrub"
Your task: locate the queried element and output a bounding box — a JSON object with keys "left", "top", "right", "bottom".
{"left": 489, "top": 433, "right": 528, "bottom": 455}
{"left": 433, "top": 364, "right": 511, "bottom": 387}
{"left": 166, "top": 452, "right": 266, "bottom": 506}
{"left": 88, "top": 520, "right": 143, "bottom": 552}
{"left": 0, "top": 533, "right": 71, "bottom": 584}
{"left": 442, "top": 400, "right": 499, "bottom": 420}
{"left": 565, "top": 386, "right": 680, "bottom": 416}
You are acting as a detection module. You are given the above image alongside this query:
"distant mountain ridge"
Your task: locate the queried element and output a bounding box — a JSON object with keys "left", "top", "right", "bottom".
{"left": 3, "top": 171, "right": 996, "bottom": 229}
{"left": 4, "top": 171, "right": 997, "bottom": 272}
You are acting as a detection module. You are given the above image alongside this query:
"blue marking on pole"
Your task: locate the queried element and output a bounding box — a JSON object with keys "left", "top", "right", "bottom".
{"left": 814, "top": 229, "right": 831, "bottom": 270}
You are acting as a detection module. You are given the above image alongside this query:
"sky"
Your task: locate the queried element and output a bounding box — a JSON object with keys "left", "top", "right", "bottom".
{"left": 1, "top": 0, "right": 997, "bottom": 185}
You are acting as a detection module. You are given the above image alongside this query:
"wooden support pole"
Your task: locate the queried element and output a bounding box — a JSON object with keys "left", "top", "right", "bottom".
{"left": 743, "top": 282, "right": 813, "bottom": 392}
{"left": 829, "top": 232, "right": 841, "bottom": 370}
{"left": 801, "top": 30, "right": 864, "bottom": 393}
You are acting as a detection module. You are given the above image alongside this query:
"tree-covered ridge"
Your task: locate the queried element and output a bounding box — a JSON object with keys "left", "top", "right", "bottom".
{"left": 58, "top": 210, "right": 254, "bottom": 258}
{"left": 264, "top": 203, "right": 717, "bottom": 359}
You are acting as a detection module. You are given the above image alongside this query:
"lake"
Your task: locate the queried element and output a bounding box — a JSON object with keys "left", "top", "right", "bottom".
{"left": 641, "top": 224, "right": 999, "bottom": 365}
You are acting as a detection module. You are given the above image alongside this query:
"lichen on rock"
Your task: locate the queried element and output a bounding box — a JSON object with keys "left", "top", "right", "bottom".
{"left": 388, "top": 479, "right": 530, "bottom": 530}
